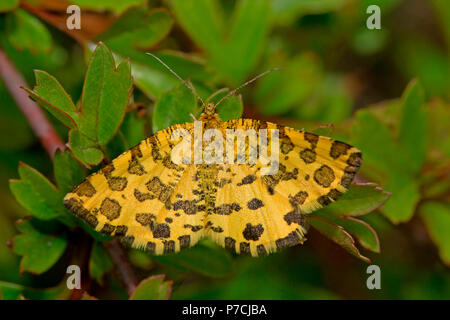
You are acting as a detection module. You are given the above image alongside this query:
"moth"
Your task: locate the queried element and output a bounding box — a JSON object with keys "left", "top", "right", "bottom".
{"left": 64, "top": 58, "right": 362, "bottom": 257}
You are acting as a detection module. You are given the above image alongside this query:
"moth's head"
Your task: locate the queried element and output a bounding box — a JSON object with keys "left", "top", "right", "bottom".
{"left": 203, "top": 103, "right": 216, "bottom": 115}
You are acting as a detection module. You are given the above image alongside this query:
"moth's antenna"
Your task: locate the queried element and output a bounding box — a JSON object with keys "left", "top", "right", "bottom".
{"left": 146, "top": 52, "right": 205, "bottom": 106}
{"left": 215, "top": 67, "right": 281, "bottom": 108}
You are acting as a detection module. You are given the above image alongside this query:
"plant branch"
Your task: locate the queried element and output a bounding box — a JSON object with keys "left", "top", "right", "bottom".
{"left": 103, "top": 240, "right": 139, "bottom": 296}
{"left": 0, "top": 49, "right": 65, "bottom": 159}
{"left": 0, "top": 48, "right": 139, "bottom": 296}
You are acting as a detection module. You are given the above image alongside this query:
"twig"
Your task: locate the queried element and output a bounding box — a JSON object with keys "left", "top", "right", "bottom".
{"left": 0, "top": 49, "right": 65, "bottom": 159}
{"left": 103, "top": 240, "right": 139, "bottom": 296}
{"left": 0, "top": 48, "right": 139, "bottom": 296}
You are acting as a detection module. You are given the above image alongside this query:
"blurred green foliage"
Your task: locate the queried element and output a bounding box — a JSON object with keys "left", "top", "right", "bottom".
{"left": 0, "top": 0, "right": 448, "bottom": 300}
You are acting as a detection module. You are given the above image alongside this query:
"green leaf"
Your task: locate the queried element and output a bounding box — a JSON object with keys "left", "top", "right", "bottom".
{"left": 431, "top": 0, "right": 450, "bottom": 47}
{"left": 396, "top": 39, "right": 449, "bottom": 98}
{"left": 351, "top": 82, "right": 429, "bottom": 224}
{"left": 107, "top": 110, "right": 147, "bottom": 159}
{"left": 152, "top": 241, "right": 233, "bottom": 277}
{"left": 129, "top": 275, "right": 172, "bottom": 300}
{"left": 420, "top": 202, "right": 450, "bottom": 266}
{"left": 307, "top": 216, "right": 371, "bottom": 263}
{"left": 68, "top": 129, "right": 104, "bottom": 166}
{"left": 9, "top": 163, "right": 65, "bottom": 220}
{"left": 89, "top": 241, "right": 113, "bottom": 285}
{"left": 308, "top": 183, "right": 385, "bottom": 255}
{"left": 169, "top": 0, "right": 224, "bottom": 65}
{"left": 297, "top": 74, "right": 352, "bottom": 123}
{"left": 53, "top": 150, "right": 86, "bottom": 194}
{"left": 255, "top": 53, "right": 322, "bottom": 116}
{"left": 170, "top": 0, "right": 270, "bottom": 84}
{"left": 25, "top": 70, "right": 79, "bottom": 129}
{"left": 93, "top": 8, "right": 206, "bottom": 99}
{"left": 11, "top": 218, "right": 67, "bottom": 274}
{"left": 351, "top": 27, "right": 389, "bottom": 56}
{"left": 152, "top": 84, "right": 198, "bottom": 132}
{"left": 79, "top": 43, "right": 132, "bottom": 146}
{"left": 71, "top": 0, "right": 147, "bottom": 14}
{"left": 113, "top": 50, "right": 209, "bottom": 99}
{"left": 224, "top": 0, "right": 271, "bottom": 84}
{"left": 119, "top": 110, "right": 146, "bottom": 148}
{"left": 337, "top": 217, "right": 380, "bottom": 253}
{"left": 5, "top": 9, "right": 52, "bottom": 54}
{"left": 0, "top": 280, "right": 70, "bottom": 300}
{"left": 380, "top": 173, "right": 420, "bottom": 224}
{"left": 398, "top": 79, "right": 427, "bottom": 173}
{"left": 272, "top": 0, "right": 348, "bottom": 24}
{"left": 100, "top": 8, "right": 173, "bottom": 50}
{"left": 427, "top": 99, "right": 450, "bottom": 158}
{"left": 207, "top": 90, "right": 243, "bottom": 121}
{"left": 0, "top": 0, "right": 18, "bottom": 12}
{"left": 312, "top": 183, "right": 391, "bottom": 218}
{"left": 313, "top": 214, "right": 380, "bottom": 253}
{"left": 352, "top": 109, "right": 412, "bottom": 180}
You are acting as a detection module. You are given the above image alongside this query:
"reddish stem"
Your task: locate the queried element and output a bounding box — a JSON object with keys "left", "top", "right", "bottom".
{"left": 104, "top": 240, "right": 139, "bottom": 296}
{"left": 0, "top": 49, "right": 65, "bottom": 159}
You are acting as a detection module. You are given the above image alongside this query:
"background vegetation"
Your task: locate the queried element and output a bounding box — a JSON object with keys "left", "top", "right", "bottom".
{"left": 0, "top": 0, "right": 448, "bottom": 299}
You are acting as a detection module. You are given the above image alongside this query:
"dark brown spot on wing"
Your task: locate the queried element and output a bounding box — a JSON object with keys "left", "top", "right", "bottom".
{"left": 330, "top": 141, "right": 351, "bottom": 159}
{"left": 100, "top": 198, "right": 121, "bottom": 221}
{"left": 178, "top": 235, "right": 191, "bottom": 249}
{"left": 314, "top": 165, "right": 335, "bottom": 188}
{"left": 240, "top": 242, "right": 251, "bottom": 255}
{"left": 289, "top": 191, "right": 308, "bottom": 206}
{"left": 318, "top": 188, "right": 343, "bottom": 206}
{"left": 173, "top": 200, "right": 205, "bottom": 215}
{"left": 214, "top": 203, "right": 241, "bottom": 215}
{"left": 247, "top": 198, "right": 264, "bottom": 210}
{"left": 152, "top": 223, "right": 170, "bottom": 238}
{"left": 135, "top": 213, "right": 156, "bottom": 226}
{"left": 304, "top": 132, "right": 319, "bottom": 149}
{"left": 214, "top": 178, "right": 231, "bottom": 188}
{"left": 225, "top": 237, "right": 236, "bottom": 251}
{"left": 280, "top": 136, "right": 294, "bottom": 154}
{"left": 340, "top": 152, "right": 362, "bottom": 188}
{"left": 242, "top": 223, "right": 264, "bottom": 241}
{"left": 74, "top": 180, "right": 96, "bottom": 197}
{"left": 100, "top": 223, "right": 115, "bottom": 235}
{"left": 128, "top": 145, "right": 146, "bottom": 175}
{"left": 121, "top": 235, "right": 135, "bottom": 247}
{"left": 237, "top": 175, "right": 257, "bottom": 186}
{"left": 299, "top": 149, "right": 316, "bottom": 164}
{"left": 261, "top": 163, "right": 298, "bottom": 192}
{"left": 102, "top": 165, "right": 128, "bottom": 191}
{"left": 210, "top": 225, "right": 224, "bottom": 233}
{"left": 63, "top": 198, "right": 99, "bottom": 228}
{"left": 284, "top": 209, "right": 305, "bottom": 226}
{"left": 146, "top": 177, "right": 173, "bottom": 206}
{"left": 257, "top": 244, "right": 267, "bottom": 256}
{"left": 184, "top": 224, "right": 203, "bottom": 232}
{"left": 134, "top": 189, "right": 155, "bottom": 202}
{"left": 163, "top": 240, "right": 175, "bottom": 253}
{"left": 276, "top": 230, "right": 302, "bottom": 251}
{"left": 115, "top": 225, "right": 128, "bottom": 236}
{"left": 146, "top": 242, "right": 156, "bottom": 253}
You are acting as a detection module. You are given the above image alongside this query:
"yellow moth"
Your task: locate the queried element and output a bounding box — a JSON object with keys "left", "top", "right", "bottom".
{"left": 64, "top": 60, "right": 361, "bottom": 257}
